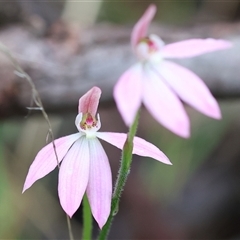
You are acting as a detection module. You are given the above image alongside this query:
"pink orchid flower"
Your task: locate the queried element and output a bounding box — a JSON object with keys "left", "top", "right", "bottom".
{"left": 114, "top": 4, "right": 232, "bottom": 138}
{"left": 23, "top": 86, "right": 171, "bottom": 228}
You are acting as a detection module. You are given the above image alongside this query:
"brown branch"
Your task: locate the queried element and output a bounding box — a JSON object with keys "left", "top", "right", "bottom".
{"left": 0, "top": 22, "right": 239, "bottom": 118}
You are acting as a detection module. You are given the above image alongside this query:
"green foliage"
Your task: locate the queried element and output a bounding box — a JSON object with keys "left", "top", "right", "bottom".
{"left": 98, "top": 1, "right": 196, "bottom": 25}
{"left": 0, "top": 124, "right": 20, "bottom": 239}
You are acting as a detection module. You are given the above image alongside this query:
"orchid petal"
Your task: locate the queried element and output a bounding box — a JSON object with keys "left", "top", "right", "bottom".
{"left": 96, "top": 132, "right": 171, "bottom": 164}
{"left": 160, "top": 61, "right": 221, "bottom": 119}
{"left": 78, "top": 86, "right": 101, "bottom": 116}
{"left": 131, "top": 4, "right": 157, "bottom": 48}
{"left": 142, "top": 66, "right": 190, "bottom": 138}
{"left": 23, "top": 133, "right": 81, "bottom": 192}
{"left": 86, "top": 138, "right": 112, "bottom": 229}
{"left": 114, "top": 63, "right": 143, "bottom": 126}
{"left": 133, "top": 136, "right": 171, "bottom": 164}
{"left": 96, "top": 132, "right": 126, "bottom": 150}
{"left": 161, "top": 38, "right": 232, "bottom": 59}
{"left": 58, "top": 137, "right": 90, "bottom": 217}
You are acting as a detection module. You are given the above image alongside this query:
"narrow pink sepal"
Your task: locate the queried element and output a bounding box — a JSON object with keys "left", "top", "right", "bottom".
{"left": 132, "top": 136, "right": 171, "bottom": 164}
{"left": 161, "top": 38, "right": 232, "bottom": 59}
{"left": 131, "top": 4, "right": 157, "bottom": 48}
{"left": 96, "top": 132, "right": 171, "bottom": 165}
{"left": 58, "top": 137, "right": 90, "bottom": 217}
{"left": 114, "top": 63, "right": 143, "bottom": 126}
{"left": 142, "top": 67, "right": 190, "bottom": 138}
{"left": 160, "top": 61, "right": 221, "bottom": 119}
{"left": 86, "top": 138, "right": 112, "bottom": 229}
{"left": 78, "top": 86, "right": 101, "bottom": 116}
{"left": 22, "top": 133, "right": 81, "bottom": 193}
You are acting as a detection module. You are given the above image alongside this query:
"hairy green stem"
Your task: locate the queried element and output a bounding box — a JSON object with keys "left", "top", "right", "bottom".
{"left": 98, "top": 111, "right": 140, "bottom": 240}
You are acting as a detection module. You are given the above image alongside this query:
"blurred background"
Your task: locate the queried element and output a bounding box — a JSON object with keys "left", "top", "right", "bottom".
{"left": 1, "top": 0, "right": 240, "bottom": 239}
